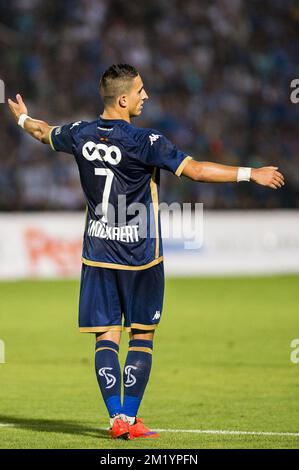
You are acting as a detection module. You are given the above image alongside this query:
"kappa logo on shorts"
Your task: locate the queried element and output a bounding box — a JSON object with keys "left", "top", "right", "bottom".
{"left": 152, "top": 310, "right": 161, "bottom": 321}
{"left": 124, "top": 365, "right": 138, "bottom": 387}
{"left": 98, "top": 367, "right": 116, "bottom": 389}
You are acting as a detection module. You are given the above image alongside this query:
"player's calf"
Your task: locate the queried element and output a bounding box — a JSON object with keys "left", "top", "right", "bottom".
{"left": 122, "top": 339, "right": 153, "bottom": 419}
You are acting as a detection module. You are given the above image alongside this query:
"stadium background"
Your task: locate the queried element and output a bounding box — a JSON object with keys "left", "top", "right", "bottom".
{"left": 0, "top": 0, "right": 299, "bottom": 211}
{"left": 0, "top": 0, "right": 299, "bottom": 450}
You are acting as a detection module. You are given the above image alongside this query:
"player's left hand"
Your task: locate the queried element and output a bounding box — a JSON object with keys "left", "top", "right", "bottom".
{"left": 251, "top": 166, "right": 285, "bottom": 189}
{"left": 8, "top": 94, "right": 28, "bottom": 122}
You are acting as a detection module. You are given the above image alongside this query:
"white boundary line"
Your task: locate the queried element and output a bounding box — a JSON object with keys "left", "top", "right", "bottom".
{"left": 1, "top": 424, "right": 299, "bottom": 437}
{"left": 100, "top": 427, "right": 299, "bottom": 438}
{"left": 153, "top": 429, "right": 299, "bottom": 437}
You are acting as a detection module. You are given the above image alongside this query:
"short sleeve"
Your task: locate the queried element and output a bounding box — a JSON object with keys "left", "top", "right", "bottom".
{"left": 49, "top": 121, "right": 85, "bottom": 154}
{"left": 139, "top": 131, "right": 192, "bottom": 176}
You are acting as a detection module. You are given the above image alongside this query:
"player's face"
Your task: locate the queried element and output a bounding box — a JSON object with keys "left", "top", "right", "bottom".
{"left": 127, "top": 75, "right": 148, "bottom": 117}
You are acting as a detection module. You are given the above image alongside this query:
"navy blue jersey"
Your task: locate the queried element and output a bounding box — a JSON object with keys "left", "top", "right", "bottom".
{"left": 49, "top": 117, "right": 192, "bottom": 270}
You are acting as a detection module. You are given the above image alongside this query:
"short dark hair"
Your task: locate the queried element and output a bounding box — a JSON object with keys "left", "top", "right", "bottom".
{"left": 99, "top": 64, "right": 139, "bottom": 106}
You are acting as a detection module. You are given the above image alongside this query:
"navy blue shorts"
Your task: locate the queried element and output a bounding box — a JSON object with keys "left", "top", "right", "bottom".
{"left": 79, "top": 262, "right": 164, "bottom": 333}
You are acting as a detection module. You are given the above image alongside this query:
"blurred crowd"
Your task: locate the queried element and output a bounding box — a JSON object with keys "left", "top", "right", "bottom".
{"left": 0, "top": 0, "right": 298, "bottom": 210}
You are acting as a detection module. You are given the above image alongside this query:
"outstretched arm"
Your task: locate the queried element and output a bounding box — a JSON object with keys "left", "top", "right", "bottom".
{"left": 8, "top": 94, "right": 53, "bottom": 145}
{"left": 182, "top": 159, "right": 284, "bottom": 189}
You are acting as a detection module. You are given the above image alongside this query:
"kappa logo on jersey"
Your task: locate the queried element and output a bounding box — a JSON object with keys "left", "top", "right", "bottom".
{"left": 98, "top": 367, "right": 116, "bottom": 389}
{"left": 149, "top": 133, "right": 161, "bottom": 146}
{"left": 82, "top": 142, "right": 122, "bottom": 165}
{"left": 152, "top": 310, "right": 161, "bottom": 321}
{"left": 124, "top": 365, "right": 138, "bottom": 388}
{"left": 70, "top": 121, "right": 82, "bottom": 129}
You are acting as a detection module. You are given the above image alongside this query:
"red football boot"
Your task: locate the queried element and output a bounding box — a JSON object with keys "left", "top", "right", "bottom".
{"left": 110, "top": 417, "right": 130, "bottom": 440}
{"left": 129, "top": 418, "right": 159, "bottom": 439}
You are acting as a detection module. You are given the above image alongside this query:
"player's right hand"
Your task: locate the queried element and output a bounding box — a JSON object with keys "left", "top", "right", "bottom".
{"left": 251, "top": 167, "right": 285, "bottom": 189}
{"left": 8, "top": 94, "right": 28, "bottom": 122}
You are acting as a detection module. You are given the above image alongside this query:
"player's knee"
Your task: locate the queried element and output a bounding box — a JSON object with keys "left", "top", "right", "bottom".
{"left": 130, "top": 329, "right": 155, "bottom": 341}
{"left": 95, "top": 330, "right": 121, "bottom": 345}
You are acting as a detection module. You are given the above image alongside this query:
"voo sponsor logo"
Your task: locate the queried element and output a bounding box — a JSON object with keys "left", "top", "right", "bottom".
{"left": 82, "top": 142, "right": 122, "bottom": 165}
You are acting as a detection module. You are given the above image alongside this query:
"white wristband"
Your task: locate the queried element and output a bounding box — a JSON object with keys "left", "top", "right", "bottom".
{"left": 18, "top": 114, "right": 29, "bottom": 128}
{"left": 237, "top": 167, "right": 251, "bottom": 182}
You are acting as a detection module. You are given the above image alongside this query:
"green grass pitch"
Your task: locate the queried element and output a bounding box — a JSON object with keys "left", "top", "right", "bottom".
{"left": 0, "top": 275, "right": 299, "bottom": 449}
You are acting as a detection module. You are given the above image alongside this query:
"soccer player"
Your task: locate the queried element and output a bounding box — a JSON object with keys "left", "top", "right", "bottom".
{"left": 8, "top": 64, "right": 284, "bottom": 440}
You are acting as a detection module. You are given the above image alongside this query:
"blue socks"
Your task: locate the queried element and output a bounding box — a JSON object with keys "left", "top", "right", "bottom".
{"left": 95, "top": 338, "right": 153, "bottom": 420}
{"left": 122, "top": 339, "right": 153, "bottom": 419}
{"left": 95, "top": 340, "right": 122, "bottom": 418}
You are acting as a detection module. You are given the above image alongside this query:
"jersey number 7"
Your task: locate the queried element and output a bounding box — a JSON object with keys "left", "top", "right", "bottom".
{"left": 94, "top": 168, "right": 114, "bottom": 223}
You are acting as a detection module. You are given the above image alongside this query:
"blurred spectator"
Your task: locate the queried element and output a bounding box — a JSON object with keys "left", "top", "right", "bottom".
{"left": 0, "top": 0, "right": 298, "bottom": 210}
